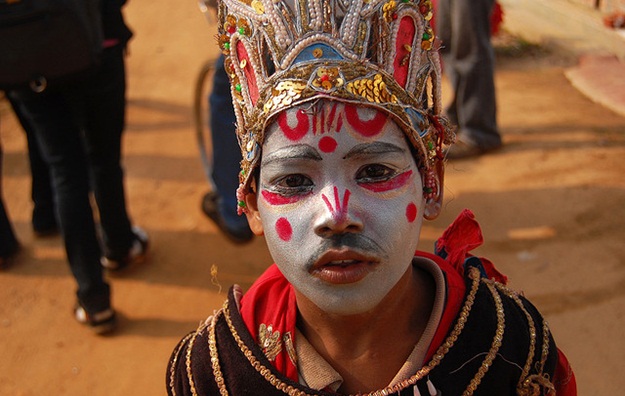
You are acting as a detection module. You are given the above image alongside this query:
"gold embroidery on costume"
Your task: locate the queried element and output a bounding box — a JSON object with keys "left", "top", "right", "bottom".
{"left": 208, "top": 310, "right": 229, "bottom": 396}
{"left": 489, "top": 281, "right": 557, "bottom": 395}
{"left": 311, "top": 67, "right": 344, "bottom": 91}
{"left": 259, "top": 323, "right": 282, "bottom": 361}
{"left": 539, "top": 320, "right": 552, "bottom": 374}
{"left": 518, "top": 374, "right": 556, "bottom": 396}
{"left": 346, "top": 74, "right": 398, "bottom": 104}
{"left": 461, "top": 280, "right": 505, "bottom": 395}
{"left": 503, "top": 284, "right": 537, "bottom": 388}
{"left": 168, "top": 332, "right": 195, "bottom": 396}
{"left": 263, "top": 80, "right": 307, "bottom": 114}
{"left": 185, "top": 322, "right": 209, "bottom": 396}
{"left": 283, "top": 332, "right": 298, "bottom": 367}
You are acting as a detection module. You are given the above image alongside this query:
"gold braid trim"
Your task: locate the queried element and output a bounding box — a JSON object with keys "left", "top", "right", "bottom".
{"left": 168, "top": 332, "right": 196, "bottom": 396}
{"left": 208, "top": 310, "right": 230, "bottom": 396}
{"left": 185, "top": 321, "right": 209, "bottom": 396}
{"left": 518, "top": 374, "right": 556, "bottom": 396}
{"left": 539, "top": 320, "right": 552, "bottom": 374}
{"left": 213, "top": 267, "right": 482, "bottom": 396}
{"left": 491, "top": 281, "right": 556, "bottom": 396}
{"left": 494, "top": 282, "right": 537, "bottom": 390}
{"left": 461, "top": 279, "right": 506, "bottom": 396}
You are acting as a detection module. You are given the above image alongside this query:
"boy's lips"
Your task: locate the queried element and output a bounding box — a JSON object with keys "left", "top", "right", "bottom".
{"left": 311, "top": 249, "right": 379, "bottom": 284}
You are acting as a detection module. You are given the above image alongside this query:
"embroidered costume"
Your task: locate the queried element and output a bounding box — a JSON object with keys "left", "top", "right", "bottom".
{"left": 167, "top": 211, "right": 576, "bottom": 395}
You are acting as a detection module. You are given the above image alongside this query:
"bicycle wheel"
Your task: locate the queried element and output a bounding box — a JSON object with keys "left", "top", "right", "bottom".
{"left": 193, "top": 58, "right": 219, "bottom": 191}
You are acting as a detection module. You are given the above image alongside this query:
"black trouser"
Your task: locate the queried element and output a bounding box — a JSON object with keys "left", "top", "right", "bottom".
{"left": 8, "top": 44, "right": 133, "bottom": 313}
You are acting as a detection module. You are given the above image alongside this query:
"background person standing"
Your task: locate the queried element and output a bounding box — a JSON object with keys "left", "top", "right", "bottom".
{"left": 436, "top": 0, "right": 503, "bottom": 158}
{"left": 6, "top": 0, "right": 148, "bottom": 333}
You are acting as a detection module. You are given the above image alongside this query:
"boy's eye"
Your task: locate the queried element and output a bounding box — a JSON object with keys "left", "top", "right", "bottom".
{"left": 356, "top": 164, "right": 395, "bottom": 182}
{"left": 277, "top": 174, "right": 313, "bottom": 188}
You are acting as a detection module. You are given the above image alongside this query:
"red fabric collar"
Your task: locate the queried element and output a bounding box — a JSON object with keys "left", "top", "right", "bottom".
{"left": 239, "top": 265, "right": 299, "bottom": 380}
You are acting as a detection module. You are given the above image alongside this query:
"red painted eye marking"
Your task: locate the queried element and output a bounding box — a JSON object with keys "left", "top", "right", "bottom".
{"left": 276, "top": 217, "right": 292, "bottom": 242}
{"left": 318, "top": 136, "right": 337, "bottom": 153}
{"left": 261, "top": 190, "right": 305, "bottom": 205}
{"left": 321, "top": 186, "right": 351, "bottom": 223}
{"left": 406, "top": 202, "right": 418, "bottom": 223}
{"left": 277, "top": 109, "right": 310, "bottom": 141}
{"left": 344, "top": 104, "right": 388, "bottom": 137}
{"left": 359, "top": 170, "right": 413, "bottom": 192}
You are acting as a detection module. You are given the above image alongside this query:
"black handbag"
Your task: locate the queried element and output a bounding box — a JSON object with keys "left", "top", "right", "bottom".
{"left": 0, "top": 0, "right": 103, "bottom": 92}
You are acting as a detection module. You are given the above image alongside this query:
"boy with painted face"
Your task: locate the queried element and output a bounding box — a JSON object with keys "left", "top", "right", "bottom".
{"left": 252, "top": 101, "right": 437, "bottom": 317}
{"left": 168, "top": 0, "right": 576, "bottom": 394}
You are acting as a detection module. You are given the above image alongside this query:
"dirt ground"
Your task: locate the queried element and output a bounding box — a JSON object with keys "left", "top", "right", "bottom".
{"left": 1, "top": 1, "right": 625, "bottom": 395}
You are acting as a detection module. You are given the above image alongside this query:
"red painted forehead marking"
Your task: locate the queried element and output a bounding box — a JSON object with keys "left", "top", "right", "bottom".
{"left": 277, "top": 103, "right": 347, "bottom": 142}
{"left": 344, "top": 104, "right": 388, "bottom": 137}
{"left": 276, "top": 109, "right": 310, "bottom": 141}
{"left": 275, "top": 103, "right": 387, "bottom": 151}
{"left": 311, "top": 102, "right": 345, "bottom": 136}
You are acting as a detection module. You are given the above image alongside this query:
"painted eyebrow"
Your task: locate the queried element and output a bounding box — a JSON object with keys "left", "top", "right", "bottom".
{"left": 261, "top": 144, "right": 322, "bottom": 167}
{"left": 343, "top": 141, "right": 406, "bottom": 159}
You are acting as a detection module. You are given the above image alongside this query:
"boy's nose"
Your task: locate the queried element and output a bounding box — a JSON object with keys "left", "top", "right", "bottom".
{"left": 313, "top": 186, "right": 364, "bottom": 237}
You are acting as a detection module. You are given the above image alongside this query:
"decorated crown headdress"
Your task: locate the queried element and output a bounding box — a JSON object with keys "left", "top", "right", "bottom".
{"left": 216, "top": 0, "right": 454, "bottom": 210}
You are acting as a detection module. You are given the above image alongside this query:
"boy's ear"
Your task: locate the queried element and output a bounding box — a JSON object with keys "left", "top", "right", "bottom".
{"left": 423, "top": 160, "right": 444, "bottom": 220}
{"left": 244, "top": 191, "right": 264, "bottom": 235}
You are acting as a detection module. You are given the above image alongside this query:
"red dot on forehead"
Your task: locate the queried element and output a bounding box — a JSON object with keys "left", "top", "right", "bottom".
{"left": 318, "top": 136, "right": 338, "bottom": 153}
{"left": 406, "top": 202, "right": 418, "bottom": 223}
{"left": 276, "top": 217, "right": 293, "bottom": 242}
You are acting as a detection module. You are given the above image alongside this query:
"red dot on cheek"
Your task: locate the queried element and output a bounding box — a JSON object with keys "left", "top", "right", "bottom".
{"left": 406, "top": 202, "right": 418, "bottom": 223}
{"left": 275, "top": 217, "right": 293, "bottom": 242}
{"left": 318, "top": 136, "right": 337, "bottom": 153}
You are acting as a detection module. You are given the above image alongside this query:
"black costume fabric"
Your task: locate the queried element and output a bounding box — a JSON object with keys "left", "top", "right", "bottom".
{"left": 167, "top": 266, "right": 559, "bottom": 396}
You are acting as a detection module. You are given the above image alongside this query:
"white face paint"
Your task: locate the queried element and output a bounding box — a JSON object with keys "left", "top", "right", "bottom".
{"left": 257, "top": 101, "right": 425, "bottom": 315}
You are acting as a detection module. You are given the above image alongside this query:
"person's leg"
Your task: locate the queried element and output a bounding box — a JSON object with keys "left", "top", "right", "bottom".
{"left": 8, "top": 90, "right": 112, "bottom": 318}
{"left": 7, "top": 95, "right": 57, "bottom": 235}
{"left": 0, "top": 197, "right": 19, "bottom": 260}
{"left": 0, "top": 145, "right": 19, "bottom": 260}
{"left": 439, "top": 0, "right": 501, "bottom": 151}
{"left": 204, "top": 55, "right": 253, "bottom": 243}
{"left": 77, "top": 44, "right": 136, "bottom": 259}
{"left": 436, "top": 0, "right": 458, "bottom": 125}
